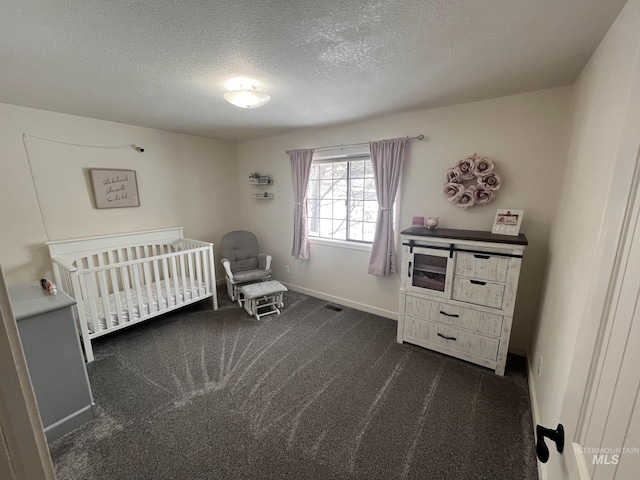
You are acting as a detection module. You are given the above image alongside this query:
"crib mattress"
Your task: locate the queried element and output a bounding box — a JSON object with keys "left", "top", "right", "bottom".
{"left": 83, "top": 277, "right": 206, "bottom": 333}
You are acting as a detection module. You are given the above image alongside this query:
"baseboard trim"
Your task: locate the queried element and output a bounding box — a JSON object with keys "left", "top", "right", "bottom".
{"left": 280, "top": 282, "right": 398, "bottom": 321}
{"left": 527, "top": 350, "right": 547, "bottom": 480}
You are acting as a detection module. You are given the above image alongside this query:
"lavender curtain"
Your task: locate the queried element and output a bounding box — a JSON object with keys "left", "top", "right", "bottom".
{"left": 289, "top": 148, "right": 315, "bottom": 260}
{"left": 368, "top": 138, "right": 408, "bottom": 276}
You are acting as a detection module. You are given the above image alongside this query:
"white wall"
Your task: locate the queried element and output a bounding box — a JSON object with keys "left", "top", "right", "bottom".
{"left": 530, "top": 0, "right": 640, "bottom": 425}
{"left": 237, "top": 87, "right": 571, "bottom": 352}
{"left": 528, "top": 1, "right": 640, "bottom": 477}
{"left": 0, "top": 103, "right": 240, "bottom": 284}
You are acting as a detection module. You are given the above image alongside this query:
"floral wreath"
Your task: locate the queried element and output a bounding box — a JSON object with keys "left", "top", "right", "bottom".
{"left": 441, "top": 154, "right": 501, "bottom": 209}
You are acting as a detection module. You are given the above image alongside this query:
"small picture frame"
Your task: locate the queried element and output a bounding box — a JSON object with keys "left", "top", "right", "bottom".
{"left": 90, "top": 168, "right": 140, "bottom": 209}
{"left": 492, "top": 209, "right": 524, "bottom": 236}
{"left": 412, "top": 216, "right": 425, "bottom": 227}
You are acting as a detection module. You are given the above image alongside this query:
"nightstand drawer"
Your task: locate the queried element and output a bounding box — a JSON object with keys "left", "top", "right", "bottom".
{"left": 455, "top": 252, "right": 508, "bottom": 283}
{"left": 452, "top": 278, "right": 504, "bottom": 309}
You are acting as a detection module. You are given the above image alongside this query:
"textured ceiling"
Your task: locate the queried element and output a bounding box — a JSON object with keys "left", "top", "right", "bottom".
{"left": 0, "top": 0, "right": 628, "bottom": 141}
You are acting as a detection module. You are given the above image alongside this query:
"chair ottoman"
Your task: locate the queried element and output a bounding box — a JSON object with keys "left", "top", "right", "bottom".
{"left": 240, "top": 280, "right": 288, "bottom": 320}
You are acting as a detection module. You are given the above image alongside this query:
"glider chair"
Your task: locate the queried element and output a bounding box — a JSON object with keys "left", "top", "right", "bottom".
{"left": 220, "top": 230, "right": 272, "bottom": 304}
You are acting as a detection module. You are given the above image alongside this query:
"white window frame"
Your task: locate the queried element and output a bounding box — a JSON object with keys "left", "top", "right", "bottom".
{"left": 306, "top": 153, "right": 399, "bottom": 250}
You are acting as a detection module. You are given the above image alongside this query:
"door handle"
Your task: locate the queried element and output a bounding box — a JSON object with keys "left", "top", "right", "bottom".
{"left": 536, "top": 424, "right": 564, "bottom": 463}
{"left": 473, "top": 254, "right": 490, "bottom": 259}
{"left": 408, "top": 261, "right": 412, "bottom": 277}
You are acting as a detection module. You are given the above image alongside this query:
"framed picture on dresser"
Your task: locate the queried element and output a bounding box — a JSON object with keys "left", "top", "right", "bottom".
{"left": 492, "top": 209, "right": 524, "bottom": 236}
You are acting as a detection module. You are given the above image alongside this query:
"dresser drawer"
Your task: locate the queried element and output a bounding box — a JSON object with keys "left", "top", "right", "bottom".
{"left": 404, "top": 295, "right": 504, "bottom": 337}
{"left": 452, "top": 278, "right": 504, "bottom": 309}
{"left": 454, "top": 252, "right": 508, "bottom": 283}
{"left": 434, "top": 303, "right": 503, "bottom": 338}
{"left": 405, "top": 316, "right": 499, "bottom": 361}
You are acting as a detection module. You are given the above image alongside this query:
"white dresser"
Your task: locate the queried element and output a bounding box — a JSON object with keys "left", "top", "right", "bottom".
{"left": 398, "top": 227, "right": 527, "bottom": 375}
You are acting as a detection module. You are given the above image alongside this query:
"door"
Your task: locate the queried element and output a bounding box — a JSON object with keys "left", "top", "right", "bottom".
{"left": 403, "top": 245, "right": 454, "bottom": 298}
{"left": 562, "top": 176, "right": 640, "bottom": 479}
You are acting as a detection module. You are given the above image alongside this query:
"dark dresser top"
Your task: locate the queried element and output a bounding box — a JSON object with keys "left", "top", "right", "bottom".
{"left": 400, "top": 227, "right": 528, "bottom": 246}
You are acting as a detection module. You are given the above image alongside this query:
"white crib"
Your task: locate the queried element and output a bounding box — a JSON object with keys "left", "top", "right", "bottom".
{"left": 47, "top": 227, "right": 217, "bottom": 362}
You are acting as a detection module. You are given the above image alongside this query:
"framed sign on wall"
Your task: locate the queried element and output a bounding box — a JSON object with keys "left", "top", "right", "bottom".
{"left": 492, "top": 209, "right": 524, "bottom": 236}
{"left": 89, "top": 169, "right": 140, "bottom": 209}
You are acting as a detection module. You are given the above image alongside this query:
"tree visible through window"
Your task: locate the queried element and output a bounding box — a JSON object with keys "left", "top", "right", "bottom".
{"left": 307, "top": 158, "right": 379, "bottom": 243}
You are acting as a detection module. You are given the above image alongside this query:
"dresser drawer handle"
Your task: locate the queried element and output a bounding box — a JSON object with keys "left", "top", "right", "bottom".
{"left": 469, "top": 279, "right": 487, "bottom": 285}
{"left": 473, "top": 254, "right": 491, "bottom": 259}
{"left": 439, "top": 310, "right": 459, "bottom": 318}
{"left": 437, "top": 333, "right": 457, "bottom": 341}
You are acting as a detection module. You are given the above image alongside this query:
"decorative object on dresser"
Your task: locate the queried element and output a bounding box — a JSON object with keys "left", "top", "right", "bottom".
{"left": 426, "top": 216, "right": 439, "bottom": 229}
{"left": 412, "top": 216, "right": 425, "bottom": 227}
{"left": 492, "top": 209, "right": 524, "bottom": 236}
{"left": 397, "top": 227, "right": 527, "bottom": 375}
{"left": 441, "top": 154, "right": 501, "bottom": 208}
{"left": 47, "top": 227, "right": 218, "bottom": 362}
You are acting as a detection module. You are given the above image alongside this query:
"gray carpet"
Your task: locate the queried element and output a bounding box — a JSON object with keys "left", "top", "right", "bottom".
{"left": 50, "top": 289, "right": 539, "bottom": 480}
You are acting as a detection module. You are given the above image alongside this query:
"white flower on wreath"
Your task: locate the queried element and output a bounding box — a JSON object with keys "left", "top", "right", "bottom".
{"left": 444, "top": 168, "right": 460, "bottom": 184}
{"left": 442, "top": 182, "right": 465, "bottom": 202}
{"left": 473, "top": 185, "right": 496, "bottom": 205}
{"left": 473, "top": 156, "right": 495, "bottom": 177}
{"left": 479, "top": 172, "right": 502, "bottom": 191}
{"left": 455, "top": 186, "right": 476, "bottom": 209}
{"left": 454, "top": 157, "right": 476, "bottom": 180}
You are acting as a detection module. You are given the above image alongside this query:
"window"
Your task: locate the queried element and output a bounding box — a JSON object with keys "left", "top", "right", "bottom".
{"left": 307, "top": 156, "right": 379, "bottom": 243}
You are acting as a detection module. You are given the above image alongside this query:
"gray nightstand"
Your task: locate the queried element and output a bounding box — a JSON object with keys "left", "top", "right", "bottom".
{"left": 8, "top": 282, "right": 96, "bottom": 442}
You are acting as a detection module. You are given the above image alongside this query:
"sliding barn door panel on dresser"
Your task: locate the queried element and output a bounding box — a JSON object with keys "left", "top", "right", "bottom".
{"left": 397, "top": 227, "right": 527, "bottom": 375}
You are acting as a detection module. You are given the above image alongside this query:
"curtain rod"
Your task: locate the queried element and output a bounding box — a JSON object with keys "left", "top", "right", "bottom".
{"left": 286, "top": 134, "right": 424, "bottom": 154}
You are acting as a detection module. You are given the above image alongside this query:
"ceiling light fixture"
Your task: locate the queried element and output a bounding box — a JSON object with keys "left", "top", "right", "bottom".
{"left": 223, "top": 83, "right": 271, "bottom": 109}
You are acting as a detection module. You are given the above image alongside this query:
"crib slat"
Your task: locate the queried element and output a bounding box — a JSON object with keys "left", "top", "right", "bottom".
{"left": 170, "top": 255, "right": 180, "bottom": 305}
{"left": 107, "top": 251, "right": 125, "bottom": 326}
{"left": 71, "top": 271, "right": 95, "bottom": 362}
{"left": 153, "top": 258, "right": 163, "bottom": 311}
{"left": 162, "top": 257, "right": 172, "bottom": 306}
{"left": 202, "top": 248, "right": 210, "bottom": 296}
{"left": 131, "top": 260, "right": 145, "bottom": 320}
{"left": 80, "top": 273, "right": 100, "bottom": 334}
{"left": 179, "top": 254, "right": 188, "bottom": 304}
{"left": 187, "top": 252, "right": 196, "bottom": 300}
{"left": 195, "top": 249, "right": 204, "bottom": 296}
{"left": 98, "top": 270, "right": 113, "bottom": 328}
{"left": 85, "top": 255, "right": 96, "bottom": 303}
{"left": 142, "top": 261, "right": 155, "bottom": 313}
{"left": 95, "top": 253, "right": 113, "bottom": 328}
{"left": 121, "top": 265, "right": 134, "bottom": 323}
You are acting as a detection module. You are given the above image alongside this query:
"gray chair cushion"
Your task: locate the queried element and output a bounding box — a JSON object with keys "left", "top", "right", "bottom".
{"left": 232, "top": 268, "right": 273, "bottom": 283}
{"left": 220, "top": 231, "right": 260, "bottom": 272}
